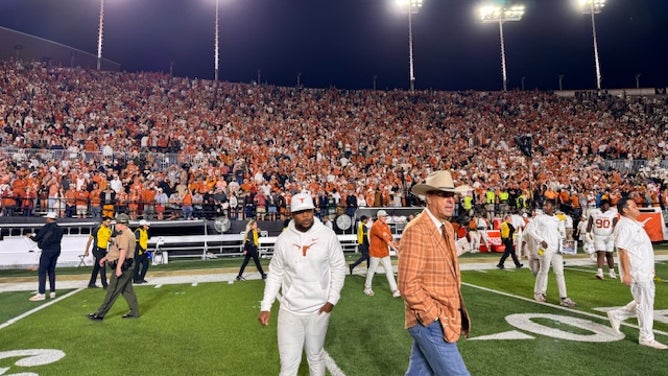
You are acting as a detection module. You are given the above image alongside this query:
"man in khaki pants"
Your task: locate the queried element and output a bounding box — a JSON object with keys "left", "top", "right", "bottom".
{"left": 86, "top": 213, "right": 139, "bottom": 320}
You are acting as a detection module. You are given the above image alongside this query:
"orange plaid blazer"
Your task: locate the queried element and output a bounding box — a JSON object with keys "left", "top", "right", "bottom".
{"left": 398, "top": 210, "right": 470, "bottom": 343}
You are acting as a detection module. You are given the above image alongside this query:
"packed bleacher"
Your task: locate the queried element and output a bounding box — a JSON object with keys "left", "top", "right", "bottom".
{"left": 1, "top": 59, "right": 668, "bottom": 222}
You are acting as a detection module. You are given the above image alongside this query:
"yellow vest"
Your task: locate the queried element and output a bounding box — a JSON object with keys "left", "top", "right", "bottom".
{"left": 135, "top": 227, "right": 150, "bottom": 254}
{"left": 357, "top": 222, "right": 365, "bottom": 245}
{"left": 516, "top": 194, "right": 527, "bottom": 208}
{"left": 462, "top": 196, "right": 473, "bottom": 210}
{"left": 500, "top": 222, "right": 511, "bottom": 239}
{"left": 94, "top": 225, "right": 112, "bottom": 249}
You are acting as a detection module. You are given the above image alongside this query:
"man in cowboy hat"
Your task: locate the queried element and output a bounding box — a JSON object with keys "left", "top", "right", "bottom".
{"left": 398, "top": 170, "right": 471, "bottom": 375}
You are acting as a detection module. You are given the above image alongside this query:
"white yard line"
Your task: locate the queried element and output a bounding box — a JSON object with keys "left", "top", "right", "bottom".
{"left": 0, "top": 288, "right": 84, "bottom": 330}
{"left": 564, "top": 266, "right": 598, "bottom": 274}
{"left": 324, "top": 350, "right": 346, "bottom": 376}
{"left": 462, "top": 282, "right": 668, "bottom": 337}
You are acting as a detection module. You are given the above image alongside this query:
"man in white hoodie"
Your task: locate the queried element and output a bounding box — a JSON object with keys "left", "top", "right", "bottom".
{"left": 258, "top": 192, "right": 347, "bottom": 376}
{"left": 526, "top": 199, "right": 577, "bottom": 307}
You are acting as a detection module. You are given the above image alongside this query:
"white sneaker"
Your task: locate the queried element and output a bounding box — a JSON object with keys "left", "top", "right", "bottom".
{"left": 639, "top": 339, "right": 668, "bottom": 350}
{"left": 607, "top": 311, "right": 621, "bottom": 335}
{"left": 609, "top": 271, "right": 617, "bottom": 279}
{"left": 392, "top": 290, "right": 401, "bottom": 298}
{"left": 560, "top": 297, "right": 577, "bottom": 307}
{"left": 363, "top": 288, "right": 375, "bottom": 296}
{"left": 29, "top": 294, "right": 46, "bottom": 302}
{"left": 596, "top": 273, "right": 604, "bottom": 280}
{"left": 49, "top": 292, "right": 56, "bottom": 299}
{"left": 533, "top": 292, "right": 546, "bottom": 303}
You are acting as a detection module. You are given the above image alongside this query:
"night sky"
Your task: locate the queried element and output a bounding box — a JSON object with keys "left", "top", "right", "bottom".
{"left": 1, "top": 0, "right": 666, "bottom": 91}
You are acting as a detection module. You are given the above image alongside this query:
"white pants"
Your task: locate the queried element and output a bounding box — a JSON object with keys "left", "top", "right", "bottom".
{"left": 594, "top": 235, "right": 615, "bottom": 253}
{"left": 469, "top": 231, "right": 480, "bottom": 253}
{"left": 534, "top": 251, "right": 568, "bottom": 298}
{"left": 608, "top": 280, "right": 656, "bottom": 343}
{"left": 365, "top": 256, "right": 398, "bottom": 292}
{"left": 277, "top": 308, "right": 331, "bottom": 376}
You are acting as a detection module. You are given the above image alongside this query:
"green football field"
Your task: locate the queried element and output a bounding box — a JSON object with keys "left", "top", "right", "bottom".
{"left": 1, "top": 258, "right": 667, "bottom": 375}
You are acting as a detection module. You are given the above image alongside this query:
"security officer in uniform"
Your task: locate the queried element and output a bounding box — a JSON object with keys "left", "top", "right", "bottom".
{"left": 83, "top": 216, "right": 113, "bottom": 289}
{"left": 461, "top": 193, "right": 474, "bottom": 217}
{"left": 86, "top": 213, "right": 140, "bottom": 320}
{"left": 349, "top": 215, "right": 370, "bottom": 274}
{"left": 133, "top": 219, "right": 151, "bottom": 284}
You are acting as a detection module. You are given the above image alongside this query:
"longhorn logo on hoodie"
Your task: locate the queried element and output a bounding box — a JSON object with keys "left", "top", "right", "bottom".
{"left": 293, "top": 240, "right": 318, "bottom": 256}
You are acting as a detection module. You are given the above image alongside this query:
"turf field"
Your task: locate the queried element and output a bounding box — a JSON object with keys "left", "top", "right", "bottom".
{"left": 1, "top": 256, "right": 667, "bottom": 375}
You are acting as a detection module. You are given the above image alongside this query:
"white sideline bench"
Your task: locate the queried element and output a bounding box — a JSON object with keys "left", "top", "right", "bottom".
{"left": 0, "top": 235, "right": 93, "bottom": 268}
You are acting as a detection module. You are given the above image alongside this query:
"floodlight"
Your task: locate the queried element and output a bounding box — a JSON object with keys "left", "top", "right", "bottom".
{"left": 577, "top": 0, "right": 606, "bottom": 14}
{"left": 394, "top": 0, "right": 424, "bottom": 90}
{"left": 577, "top": 0, "right": 607, "bottom": 89}
{"left": 478, "top": 3, "right": 525, "bottom": 91}
{"left": 97, "top": 0, "right": 104, "bottom": 70}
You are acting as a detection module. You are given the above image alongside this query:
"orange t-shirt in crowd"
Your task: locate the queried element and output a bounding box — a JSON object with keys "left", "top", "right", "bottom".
{"left": 89, "top": 189, "right": 102, "bottom": 207}
{"left": 182, "top": 193, "right": 193, "bottom": 206}
{"left": 75, "top": 190, "right": 89, "bottom": 206}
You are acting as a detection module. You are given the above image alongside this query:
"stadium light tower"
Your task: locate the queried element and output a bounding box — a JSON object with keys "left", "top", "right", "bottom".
{"left": 478, "top": 3, "right": 525, "bottom": 92}
{"left": 395, "top": 0, "right": 424, "bottom": 91}
{"left": 214, "top": 0, "right": 220, "bottom": 81}
{"left": 577, "top": 0, "right": 606, "bottom": 90}
{"left": 96, "top": 0, "right": 104, "bottom": 70}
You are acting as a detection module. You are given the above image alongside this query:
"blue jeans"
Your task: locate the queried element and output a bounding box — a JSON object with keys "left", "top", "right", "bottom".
{"left": 182, "top": 205, "right": 193, "bottom": 220}
{"left": 406, "top": 320, "right": 469, "bottom": 376}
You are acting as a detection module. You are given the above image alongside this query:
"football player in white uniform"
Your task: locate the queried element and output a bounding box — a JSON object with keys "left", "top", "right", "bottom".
{"left": 586, "top": 199, "right": 619, "bottom": 279}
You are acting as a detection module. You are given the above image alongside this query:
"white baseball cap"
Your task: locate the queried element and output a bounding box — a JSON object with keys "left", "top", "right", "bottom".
{"left": 45, "top": 212, "right": 58, "bottom": 219}
{"left": 139, "top": 220, "right": 150, "bottom": 227}
{"left": 376, "top": 210, "right": 389, "bottom": 217}
{"left": 291, "top": 193, "right": 315, "bottom": 212}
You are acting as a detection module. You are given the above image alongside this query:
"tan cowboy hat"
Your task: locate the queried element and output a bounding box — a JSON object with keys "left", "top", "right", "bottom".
{"left": 411, "top": 170, "right": 471, "bottom": 196}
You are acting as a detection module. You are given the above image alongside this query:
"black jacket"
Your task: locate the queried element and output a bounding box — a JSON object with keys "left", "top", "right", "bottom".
{"left": 30, "top": 222, "right": 64, "bottom": 252}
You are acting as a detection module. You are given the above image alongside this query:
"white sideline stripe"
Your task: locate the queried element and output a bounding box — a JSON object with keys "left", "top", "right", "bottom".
{"left": 565, "top": 267, "right": 598, "bottom": 274}
{"left": 462, "top": 282, "right": 668, "bottom": 338}
{"left": 324, "top": 350, "right": 346, "bottom": 376}
{"left": 275, "top": 292, "right": 346, "bottom": 376}
{"left": 0, "top": 288, "right": 84, "bottom": 330}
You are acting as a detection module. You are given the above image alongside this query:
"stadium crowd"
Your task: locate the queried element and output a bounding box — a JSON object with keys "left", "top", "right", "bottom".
{"left": 1, "top": 59, "right": 668, "bottom": 221}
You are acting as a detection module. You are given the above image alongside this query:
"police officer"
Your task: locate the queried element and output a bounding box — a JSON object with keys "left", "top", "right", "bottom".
{"left": 27, "top": 212, "right": 64, "bottom": 301}
{"left": 84, "top": 216, "right": 113, "bottom": 289}
{"left": 86, "top": 213, "right": 140, "bottom": 320}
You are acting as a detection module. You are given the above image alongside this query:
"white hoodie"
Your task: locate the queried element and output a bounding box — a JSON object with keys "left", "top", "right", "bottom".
{"left": 260, "top": 217, "right": 346, "bottom": 314}
{"left": 526, "top": 213, "right": 565, "bottom": 253}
